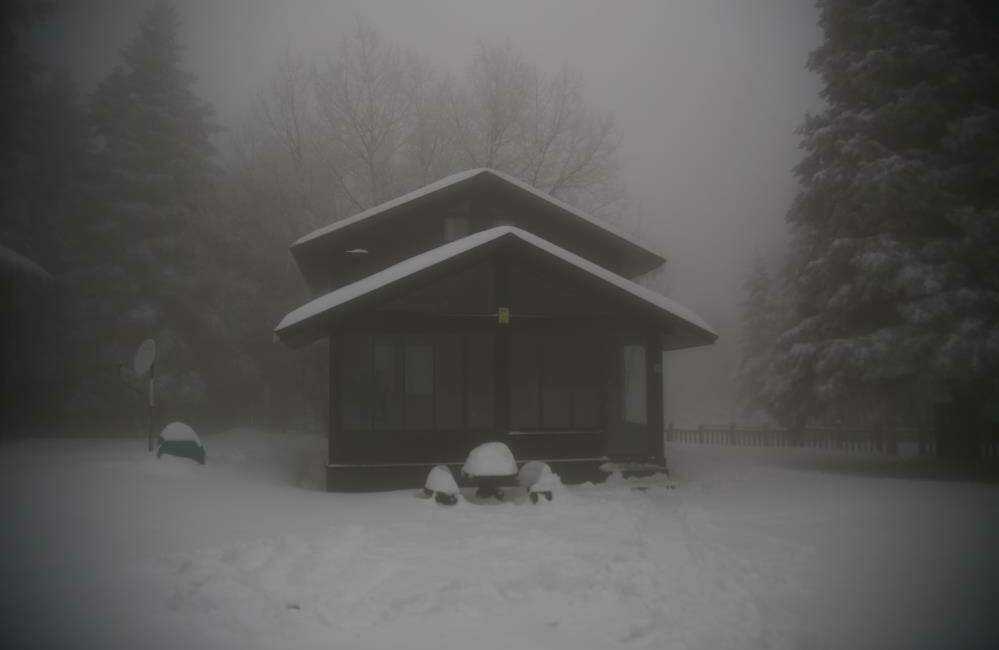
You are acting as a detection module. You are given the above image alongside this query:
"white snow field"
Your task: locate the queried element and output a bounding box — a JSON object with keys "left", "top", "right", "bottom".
{"left": 2, "top": 431, "right": 998, "bottom": 650}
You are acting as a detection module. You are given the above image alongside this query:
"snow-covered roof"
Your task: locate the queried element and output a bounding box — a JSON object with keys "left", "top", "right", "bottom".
{"left": 294, "top": 169, "right": 484, "bottom": 247}
{"left": 291, "top": 168, "right": 664, "bottom": 274}
{"left": 275, "top": 226, "right": 716, "bottom": 349}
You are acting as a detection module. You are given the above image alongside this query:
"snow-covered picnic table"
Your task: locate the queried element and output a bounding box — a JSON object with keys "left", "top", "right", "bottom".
{"left": 461, "top": 442, "right": 519, "bottom": 500}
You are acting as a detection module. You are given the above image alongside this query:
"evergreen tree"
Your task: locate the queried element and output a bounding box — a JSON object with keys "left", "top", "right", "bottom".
{"left": 767, "top": 0, "right": 999, "bottom": 456}
{"left": 735, "top": 258, "right": 780, "bottom": 420}
{"left": 0, "top": 1, "right": 89, "bottom": 262}
{"left": 91, "top": 1, "right": 217, "bottom": 200}
{"left": 70, "top": 0, "right": 222, "bottom": 424}
{"left": 0, "top": 2, "right": 93, "bottom": 433}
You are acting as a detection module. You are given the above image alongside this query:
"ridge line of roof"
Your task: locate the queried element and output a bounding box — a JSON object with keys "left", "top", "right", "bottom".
{"left": 276, "top": 226, "right": 713, "bottom": 339}
{"left": 290, "top": 169, "right": 664, "bottom": 263}
{"left": 292, "top": 168, "right": 488, "bottom": 248}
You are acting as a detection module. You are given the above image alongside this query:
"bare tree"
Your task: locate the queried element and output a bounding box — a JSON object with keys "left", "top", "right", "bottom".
{"left": 230, "top": 47, "right": 340, "bottom": 244}
{"left": 404, "top": 74, "right": 458, "bottom": 186}
{"left": 311, "top": 17, "right": 424, "bottom": 207}
{"left": 446, "top": 41, "right": 627, "bottom": 218}
{"left": 237, "top": 23, "right": 628, "bottom": 224}
{"left": 446, "top": 41, "right": 534, "bottom": 170}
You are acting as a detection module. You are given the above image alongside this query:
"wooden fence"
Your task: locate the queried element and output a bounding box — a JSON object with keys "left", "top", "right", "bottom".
{"left": 666, "top": 424, "right": 946, "bottom": 456}
{"left": 667, "top": 424, "right": 999, "bottom": 459}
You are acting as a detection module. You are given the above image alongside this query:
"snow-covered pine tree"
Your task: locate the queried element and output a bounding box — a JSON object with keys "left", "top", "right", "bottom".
{"left": 75, "top": 1, "right": 222, "bottom": 422}
{"left": 766, "top": 0, "right": 999, "bottom": 457}
{"left": 736, "top": 258, "right": 781, "bottom": 421}
{"left": 91, "top": 2, "right": 217, "bottom": 200}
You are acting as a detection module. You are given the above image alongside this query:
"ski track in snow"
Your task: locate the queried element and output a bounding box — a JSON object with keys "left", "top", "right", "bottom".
{"left": 2, "top": 431, "right": 998, "bottom": 650}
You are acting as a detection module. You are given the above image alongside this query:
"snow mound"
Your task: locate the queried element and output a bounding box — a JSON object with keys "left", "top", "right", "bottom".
{"left": 517, "top": 461, "right": 558, "bottom": 490}
{"left": 160, "top": 421, "right": 201, "bottom": 443}
{"left": 204, "top": 429, "right": 326, "bottom": 489}
{"left": 531, "top": 471, "right": 561, "bottom": 493}
{"left": 424, "top": 465, "right": 458, "bottom": 495}
{"left": 462, "top": 442, "right": 517, "bottom": 477}
{"left": 134, "top": 453, "right": 201, "bottom": 479}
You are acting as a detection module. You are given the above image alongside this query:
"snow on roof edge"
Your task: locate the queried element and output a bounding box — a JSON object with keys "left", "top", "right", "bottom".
{"left": 292, "top": 168, "right": 486, "bottom": 247}
{"left": 513, "top": 227, "right": 715, "bottom": 336}
{"left": 0, "top": 244, "right": 52, "bottom": 281}
{"left": 290, "top": 168, "right": 664, "bottom": 263}
{"left": 483, "top": 168, "right": 663, "bottom": 262}
{"left": 276, "top": 226, "right": 715, "bottom": 340}
{"left": 277, "top": 227, "right": 505, "bottom": 332}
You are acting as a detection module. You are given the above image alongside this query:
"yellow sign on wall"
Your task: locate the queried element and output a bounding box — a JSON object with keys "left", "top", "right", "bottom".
{"left": 498, "top": 307, "right": 510, "bottom": 324}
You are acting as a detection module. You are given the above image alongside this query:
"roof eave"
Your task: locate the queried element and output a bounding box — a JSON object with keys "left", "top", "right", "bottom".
{"left": 275, "top": 227, "right": 714, "bottom": 351}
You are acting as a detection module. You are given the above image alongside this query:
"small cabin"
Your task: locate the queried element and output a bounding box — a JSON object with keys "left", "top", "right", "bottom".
{"left": 274, "top": 169, "right": 716, "bottom": 490}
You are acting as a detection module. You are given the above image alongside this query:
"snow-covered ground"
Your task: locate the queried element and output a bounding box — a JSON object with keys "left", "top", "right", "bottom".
{"left": 1, "top": 431, "right": 997, "bottom": 649}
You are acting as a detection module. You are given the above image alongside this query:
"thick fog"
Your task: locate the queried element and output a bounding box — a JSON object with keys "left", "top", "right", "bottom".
{"left": 7, "top": 4, "right": 999, "bottom": 648}
{"left": 34, "top": 0, "right": 821, "bottom": 425}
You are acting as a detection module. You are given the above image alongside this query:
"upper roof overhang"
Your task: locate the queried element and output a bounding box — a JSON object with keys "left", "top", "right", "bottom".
{"left": 275, "top": 226, "right": 715, "bottom": 351}
{"left": 0, "top": 244, "right": 52, "bottom": 283}
{"left": 290, "top": 168, "right": 666, "bottom": 287}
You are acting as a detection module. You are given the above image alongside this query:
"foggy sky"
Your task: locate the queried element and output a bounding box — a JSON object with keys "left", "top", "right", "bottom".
{"left": 36, "top": 0, "right": 822, "bottom": 424}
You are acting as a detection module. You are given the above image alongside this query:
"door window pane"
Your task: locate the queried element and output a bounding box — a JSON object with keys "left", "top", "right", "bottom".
{"left": 373, "top": 336, "right": 402, "bottom": 429}
{"left": 466, "top": 331, "right": 494, "bottom": 429}
{"left": 404, "top": 337, "right": 433, "bottom": 430}
{"left": 572, "top": 344, "right": 601, "bottom": 428}
{"left": 435, "top": 335, "right": 462, "bottom": 429}
{"left": 511, "top": 332, "right": 540, "bottom": 429}
{"left": 342, "top": 334, "right": 372, "bottom": 430}
{"left": 405, "top": 340, "right": 433, "bottom": 396}
{"left": 622, "top": 343, "right": 647, "bottom": 425}
{"left": 541, "top": 337, "right": 572, "bottom": 429}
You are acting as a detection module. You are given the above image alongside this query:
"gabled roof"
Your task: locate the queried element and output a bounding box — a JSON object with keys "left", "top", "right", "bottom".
{"left": 275, "top": 226, "right": 714, "bottom": 350}
{"left": 291, "top": 168, "right": 665, "bottom": 281}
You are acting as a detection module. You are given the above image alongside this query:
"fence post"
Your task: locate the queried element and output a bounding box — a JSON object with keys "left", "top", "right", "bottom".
{"left": 666, "top": 421, "right": 674, "bottom": 443}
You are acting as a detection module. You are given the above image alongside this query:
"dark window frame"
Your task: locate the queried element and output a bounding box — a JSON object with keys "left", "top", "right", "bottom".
{"left": 340, "top": 331, "right": 495, "bottom": 433}
{"left": 510, "top": 330, "right": 603, "bottom": 433}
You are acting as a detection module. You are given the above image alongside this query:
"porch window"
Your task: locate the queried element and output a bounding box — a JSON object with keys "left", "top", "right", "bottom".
{"left": 372, "top": 336, "right": 402, "bottom": 429}
{"left": 341, "top": 332, "right": 494, "bottom": 431}
{"left": 343, "top": 334, "right": 372, "bottom": 429}
{"left": 465, "top": 331, "right": 495, "bottom": 429}
{"left": 404, "top": 336, "right": 434, "bottom": 430}
{"left": 434, "top": 336, "right": 463, "bottom": 429}
{"left": 622, "top": 343, "right": 647, "bottom": 425}
{"left": 511, "top": 332, "right": 602, "bottom": 431}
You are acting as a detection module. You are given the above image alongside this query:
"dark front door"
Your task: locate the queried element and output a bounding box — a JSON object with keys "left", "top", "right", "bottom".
{"left": 605, "top": 334, "right": 649, "bottom": 458}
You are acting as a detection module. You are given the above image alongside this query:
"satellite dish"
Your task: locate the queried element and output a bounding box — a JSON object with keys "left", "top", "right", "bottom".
{"left": 133, "top": 339, "right": 156, "bottom": 376}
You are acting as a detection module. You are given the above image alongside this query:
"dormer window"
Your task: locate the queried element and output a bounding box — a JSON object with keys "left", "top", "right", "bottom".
{"left": 443, "top": 216, "right": 469, "bottom": 242}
